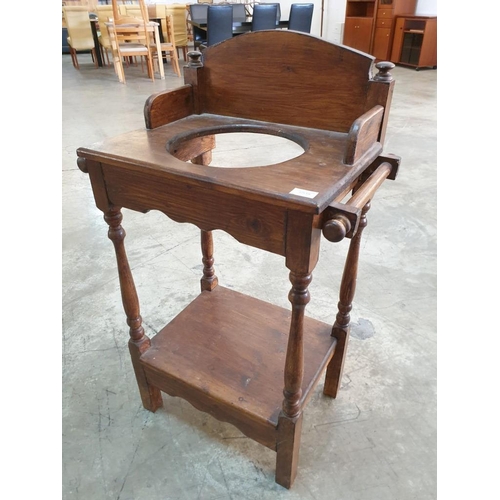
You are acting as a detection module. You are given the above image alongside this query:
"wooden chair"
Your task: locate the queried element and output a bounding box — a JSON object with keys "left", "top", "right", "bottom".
{"left": 106, "top": 19, "right": 154, "bottom": 83}
{"left": 63, "top": 5, "right": 98, "bottom": 69}
{"left": 165, "top": 4, "right": 190, "bottom": 62}
{"left": 288, "top": 3, "right": 314, "bottom": 33}
{"left": 107, "top": 0, "right": 161, "bottom": 83}
{"left": 150, "top": 14, "right": 182, "bottom": 77}
{"left": 96, "top": 5, "right": 114, "bottom": 65}
{"left": 251, "top": 3, "right": 278, "bottom": 31}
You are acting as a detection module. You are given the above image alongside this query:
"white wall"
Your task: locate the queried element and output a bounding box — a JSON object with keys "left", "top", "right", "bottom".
{"left": 415, "top": 0, "right": 437, "bottom": 15}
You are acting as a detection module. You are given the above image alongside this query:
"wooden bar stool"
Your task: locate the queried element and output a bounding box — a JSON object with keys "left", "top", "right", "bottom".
{"left": 76, "top": 30, "right": 401, "bottom": 489}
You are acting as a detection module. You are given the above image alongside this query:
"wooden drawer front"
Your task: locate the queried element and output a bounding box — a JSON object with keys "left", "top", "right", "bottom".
{"left": 372, "top": 28, "right": 392, "bottom": 59}
{"left": 377, "top": 8, "right": 393, "bottom": 19}
{"left": 376, "top": 17, "right": 393, "bottom": 28}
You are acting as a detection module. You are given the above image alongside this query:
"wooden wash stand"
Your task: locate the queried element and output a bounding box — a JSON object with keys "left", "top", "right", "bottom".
{"left": 77, "top": 31, "right": 401, "bottom": 489}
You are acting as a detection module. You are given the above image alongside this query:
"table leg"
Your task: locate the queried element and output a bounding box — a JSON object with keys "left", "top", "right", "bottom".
{"left": 90, "top": 19, "right": 104, "bottom": 67}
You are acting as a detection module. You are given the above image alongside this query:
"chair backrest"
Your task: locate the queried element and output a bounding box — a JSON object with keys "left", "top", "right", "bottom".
{"left": 165, "top": 4, "right": 189, "bottom": 47}
{"left": 96, "top": 5, "right": 114, "bottom": 44}
{"left": 258, "top": 3, "right": 281, "bottom": 23}
{"left": 111, "top": 0, "right": 149, "bottom": 25}
{"left": 207, "top": 4, "right": 233, "bottom": 46}
{"left": 251, "top": 4, "right": 278, "bottom": 31}
{"left": 288, "top": 3, "right": 313, "bottom": 33}
{"left": 195, "top": 31, "right": 388, "bottom": 134}
{"left": 63, "top": 6, "right": 95, "bottom": 51}
{"left": 163, "top": 14, "right": 178, "bottom": 50}
{"left": 189, "top": 3, "right": 209, "bottom": 21}
{"left": 125, "top": 5, "right": 149, "bottom": 21}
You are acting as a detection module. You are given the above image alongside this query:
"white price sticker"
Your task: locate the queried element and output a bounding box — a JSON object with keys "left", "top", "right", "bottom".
{"left": 289, "top": 188, "right": 319, "bottom": 199}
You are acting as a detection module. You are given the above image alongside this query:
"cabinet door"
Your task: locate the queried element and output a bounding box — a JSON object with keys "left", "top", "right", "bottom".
{"left": 390, "top": 17, "right": 405, "bottom": 61}
{"left": 372, "top": 27, "right": 392, "bottom": 59}
{"left": 343, "top": 18, "right": 373, "bottom": 53}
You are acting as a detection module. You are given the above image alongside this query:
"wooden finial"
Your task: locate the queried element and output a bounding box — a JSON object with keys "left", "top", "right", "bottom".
{"left": 374, "top": 61, "right": 395, "bottom": 82}
{"left": 322, "top": 215, "right": 352, "bottom": 243}
{"left": 187, "top": 51, "right": 203, "bottom": 68}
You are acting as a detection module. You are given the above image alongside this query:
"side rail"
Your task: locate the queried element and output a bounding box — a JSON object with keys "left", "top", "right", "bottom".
{"left": 322, "top": 154, "right": 401, "bottom": 242}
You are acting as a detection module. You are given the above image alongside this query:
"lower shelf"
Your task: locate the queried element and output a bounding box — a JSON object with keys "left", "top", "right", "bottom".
{"left": 140, "top": 286, "right": 336, "bottom": 449}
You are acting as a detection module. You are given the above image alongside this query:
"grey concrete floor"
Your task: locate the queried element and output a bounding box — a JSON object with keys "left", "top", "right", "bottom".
{"left": 62, "top": 49, "right": 436, "bottom": 499}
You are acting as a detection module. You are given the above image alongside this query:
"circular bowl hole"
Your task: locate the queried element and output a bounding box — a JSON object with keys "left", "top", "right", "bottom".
{"left": 208, "top": 132, "right": 305, "bottom": 168}
{"left": 167, "top": 128, "right": 307, "bottom": 168}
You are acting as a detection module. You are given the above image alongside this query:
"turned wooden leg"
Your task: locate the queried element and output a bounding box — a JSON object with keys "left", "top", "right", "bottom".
{"left": 105, "top": 207, "right": 163, "bottom": 412}
{"left": 191, "top": 146, "right": 218, "bottom": 293}
{"left": 324, "top": 202, "right": 371, "bottom": 398}
{"left": 276, "top": 272, "right": 311, "bottom": 488}
{"left": 200, "top": 230, "right": 218, "bottom": 291}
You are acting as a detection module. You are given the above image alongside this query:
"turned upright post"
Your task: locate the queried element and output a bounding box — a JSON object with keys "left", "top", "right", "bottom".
{"left": 276, "top": 270, "right": 312, "bottom": 488}
{"left": 104, "top": 207, "right": 163, "bottom": 412}
{"left": 323, "top": 202, "right": 371, "bottom": 398}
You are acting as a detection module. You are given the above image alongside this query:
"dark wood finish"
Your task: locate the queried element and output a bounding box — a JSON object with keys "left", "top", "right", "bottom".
{"left": 144, "top": 85, "right": 194, "bottom": 129}
{"left": 76, "top": 30, "right": 400, "bottom": 488}
{"left": 104, "top": 207, "right": 163, "bottom": 412}
{"left": 390, "top": 16, "right": 437, "bottom": 69}
{"left": 343, "top": 0, "right": 417, "bottom": 60}
{"left": 343, "top": 105, "right": 384, "bottom": 165}
{"left": 140, "top": 286, "right": 336, "bottom": 448}
{"left": 324, "top": 200, "right": 370, "bottom": 398}
{"left": 276, "top": 413, "right": 303, "bottom": 488}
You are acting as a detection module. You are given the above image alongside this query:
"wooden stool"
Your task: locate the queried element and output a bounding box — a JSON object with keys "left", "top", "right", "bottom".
{"left": 77, "top": 30, "right": 400, "bottom": 489}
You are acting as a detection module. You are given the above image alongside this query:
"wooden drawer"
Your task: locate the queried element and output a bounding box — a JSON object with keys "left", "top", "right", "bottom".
{"left": 377, "top": 8, "right": 393, "bottom": 19}
{"left": 376, "top": 17, "right": 393, "bottom": 28}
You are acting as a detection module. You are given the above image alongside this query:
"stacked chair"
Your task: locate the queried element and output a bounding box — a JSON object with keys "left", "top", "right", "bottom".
{"left": 161, "top": 4, "right": 190, "bottom": 62}
{"left": 106, "top": 0, "right": 180, "bottom": 83}
{"left": 63, "top": 5, "right": 99, "bottom": 69}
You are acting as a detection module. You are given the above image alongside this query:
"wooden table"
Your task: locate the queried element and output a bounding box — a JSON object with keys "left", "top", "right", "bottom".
{"left": 76, "top": 31, "right": 400, "bottom": 489}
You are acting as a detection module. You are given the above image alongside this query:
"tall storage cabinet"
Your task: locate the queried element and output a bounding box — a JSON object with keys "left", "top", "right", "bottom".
{"left": 343, "top": 1, "right": 376, "bottom": 54}
{"left": 343, "top": 0, "right": 417, "bottom": 60}
{"left": 390, "top": 16, "right": 437, "bottom": 69}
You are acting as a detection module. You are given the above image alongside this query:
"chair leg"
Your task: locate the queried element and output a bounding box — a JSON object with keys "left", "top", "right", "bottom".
{"left": 91, "top": 48, "right": 99, "bottom": 68}
{"left": 111, "top": 53, "right": 126, "bottom": 83}
{"left": 69, "top": 46, "right": 79, "bottom": 69}
{"left": 170, "top": 49, "right": 181, "bottom": 77}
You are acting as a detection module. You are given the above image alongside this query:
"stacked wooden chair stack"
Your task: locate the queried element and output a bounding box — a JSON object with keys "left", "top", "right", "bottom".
{"left": 106, "top": 0, "right": 174, "bottom": 83}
